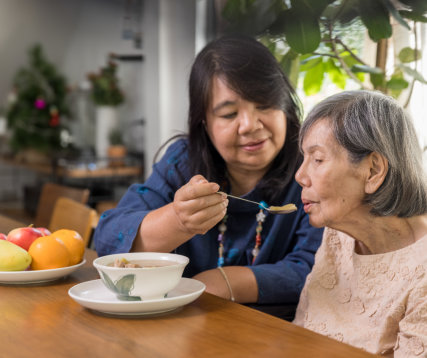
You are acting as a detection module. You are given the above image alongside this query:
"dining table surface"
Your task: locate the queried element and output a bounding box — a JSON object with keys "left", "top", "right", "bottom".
{"left": 0, "top": 218, "right": 378, "bottom": 357}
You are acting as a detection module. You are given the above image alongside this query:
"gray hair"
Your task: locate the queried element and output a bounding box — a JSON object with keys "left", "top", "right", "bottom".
{"left": 299, "top": 90, "right": 427, "bottom": 217}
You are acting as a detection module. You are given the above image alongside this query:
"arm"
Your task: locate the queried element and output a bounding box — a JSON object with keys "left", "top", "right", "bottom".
{"left": 193, "top": 266, "right": 258, "bottom": 303}
{"left": 93, "top": 140, "right": 227, "bottom": 256}
{"left": 132, "top": 175, "right": 227, "bottom": 252}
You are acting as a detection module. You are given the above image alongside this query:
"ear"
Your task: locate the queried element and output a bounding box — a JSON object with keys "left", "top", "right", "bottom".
{"left": 365, "top": 152, "right": 388, "bottom": 194}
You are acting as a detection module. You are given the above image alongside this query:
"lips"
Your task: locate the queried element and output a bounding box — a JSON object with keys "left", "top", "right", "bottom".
{"left": 240, "top": 139, "right": 267, "bottom": 151}
{"left": 301, "top": 198, "right": 316, "bottom": 213}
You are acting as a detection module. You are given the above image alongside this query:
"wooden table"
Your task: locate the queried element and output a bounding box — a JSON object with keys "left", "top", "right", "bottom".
{"left": 0, "top": 250, "right": 377, "bottom": 358}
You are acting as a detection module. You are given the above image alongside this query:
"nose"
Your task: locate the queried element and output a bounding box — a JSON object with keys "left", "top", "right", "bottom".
{"left": 237, "top": 109, "right": 262, "bottom": 134}
{"left": 295, "top": 160, "right": 310, "bottom": 187}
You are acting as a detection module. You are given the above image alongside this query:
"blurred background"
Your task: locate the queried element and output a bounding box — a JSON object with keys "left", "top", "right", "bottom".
{"left": 0, "top": 0, "right": 425, "bottom": 225}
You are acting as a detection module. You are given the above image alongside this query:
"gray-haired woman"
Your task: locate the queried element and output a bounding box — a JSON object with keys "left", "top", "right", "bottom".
{"left": 293, "top": 90, "right": 427, "bottom": 356}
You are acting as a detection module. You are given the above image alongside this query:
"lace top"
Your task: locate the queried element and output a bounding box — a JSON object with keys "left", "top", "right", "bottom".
{"left": 294, "top": 227, "right": 427, "bottom": 357}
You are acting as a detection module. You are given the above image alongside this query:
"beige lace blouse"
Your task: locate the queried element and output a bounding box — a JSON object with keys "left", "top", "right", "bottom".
{"left": 294, "top": 227, "right": 427, "bottom": 357}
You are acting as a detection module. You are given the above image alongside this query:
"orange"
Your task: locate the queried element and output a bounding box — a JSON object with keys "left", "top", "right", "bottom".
{"left": 28, "top": 236, "right": 70, "bottom": 270}
{"left": 51, "top": 229, "right": 85, "bottom": 265}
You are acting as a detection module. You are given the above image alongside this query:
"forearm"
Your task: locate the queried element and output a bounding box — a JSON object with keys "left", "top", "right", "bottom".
{"left": 193, "top": 266, "right": 258, "bottom": 303}
{"left": 131, "top": 203, "right": 193, "bottom": 253}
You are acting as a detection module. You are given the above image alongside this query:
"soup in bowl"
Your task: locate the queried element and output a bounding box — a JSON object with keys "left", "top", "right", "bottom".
{"left": 93, "top": 252, "right": 189, "bottom": 301}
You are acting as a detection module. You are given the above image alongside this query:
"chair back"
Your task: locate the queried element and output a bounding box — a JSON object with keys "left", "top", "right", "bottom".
{"left": 48, "top": 197, "right": 98, "bottom": 247}
{"left": 34, "top": 182, "right": 90, "bottom": 228}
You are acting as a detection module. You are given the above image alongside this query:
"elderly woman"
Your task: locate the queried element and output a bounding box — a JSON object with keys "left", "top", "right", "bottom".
{"left": 293, "top": 90, "right": 427, "bottom": 356}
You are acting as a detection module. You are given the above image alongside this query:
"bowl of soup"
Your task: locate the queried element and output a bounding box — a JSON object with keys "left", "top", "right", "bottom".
{"left": 93, "top": 252, "right": 189, "bottom": 301}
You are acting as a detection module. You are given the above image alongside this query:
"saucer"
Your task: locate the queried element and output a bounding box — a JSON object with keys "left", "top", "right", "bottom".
{"left": 68, "top": 277, "right": 206, "bottom": 316}
{"left": 0, "top": 259, "right": 86, "bottom": 285}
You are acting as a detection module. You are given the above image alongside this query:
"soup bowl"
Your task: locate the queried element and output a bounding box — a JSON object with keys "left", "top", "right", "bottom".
{"left": 93, "top": 252, "right": 189, "bottom": 301}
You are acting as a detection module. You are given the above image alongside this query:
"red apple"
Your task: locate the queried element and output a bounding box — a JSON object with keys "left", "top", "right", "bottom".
{"left": 0, "top": 233, "right": 6, "bottom": 240}
{"left": 7, "top": 227, "right": 44, "bottom": 251}
{"left": 36, "top": 227, "right": 51, "bottom": 236}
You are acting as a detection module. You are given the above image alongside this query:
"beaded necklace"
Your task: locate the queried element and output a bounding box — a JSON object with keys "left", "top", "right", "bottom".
{"left": 217, "top": 201, "right": 267, "bottom": 267}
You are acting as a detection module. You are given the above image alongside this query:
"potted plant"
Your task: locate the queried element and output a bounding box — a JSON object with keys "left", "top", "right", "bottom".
{"left": 107, "top": 127, "right": 127, "bottom": 167}
{"left": 87, "top": 60, "right": 125, "bottom": 159}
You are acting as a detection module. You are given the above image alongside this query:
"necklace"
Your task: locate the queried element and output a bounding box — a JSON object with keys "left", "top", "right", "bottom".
{"left": 217, "top": 201, "right": 267, "bottom": 267}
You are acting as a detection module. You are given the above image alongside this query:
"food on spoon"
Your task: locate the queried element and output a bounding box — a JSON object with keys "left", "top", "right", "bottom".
{"left": 0, "top": 240, "right": 32, "bottom": 271}
{"left": 7, "top": 226, "right": 44, "bottom": 251}
{"left": 28, "top": 235, "right": 71, "bottom": 270}
{"left": 268, "top": 203, "right": 298, "bottom": 213}
{"left": 51, "top": 229, "right": 85, "bottom": 266}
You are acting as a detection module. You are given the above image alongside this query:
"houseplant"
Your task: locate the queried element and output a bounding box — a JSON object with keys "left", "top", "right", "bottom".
{"left": 5, "top": 44, "right": 71, "bottom": 162}
{"left": 220, "top": 0, "right": 427, "bottom": 104}
{"left": 107, "top": 127, "right": 127, "bottom": 167}
{"left": 87, "top": 60, "right": 125, "bottom": 158}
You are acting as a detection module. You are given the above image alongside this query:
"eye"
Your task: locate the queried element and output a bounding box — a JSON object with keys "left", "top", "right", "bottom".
{"left": 221, "top": 112, "right": 237, "bottom": 119}
{"left": 256, "top": 105, "right": 270, "bottom": 111}
{"left": 314, "top": 158, "right": 323, "bottom": 164}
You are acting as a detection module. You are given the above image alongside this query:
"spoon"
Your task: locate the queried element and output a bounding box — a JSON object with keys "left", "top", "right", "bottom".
{"left": 217, "top": 191, "right": 297, "bottom": 214}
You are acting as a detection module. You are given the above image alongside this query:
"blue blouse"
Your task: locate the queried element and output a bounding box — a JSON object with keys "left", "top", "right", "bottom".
{"left": 94, "top": 139, "right": 323, "bottom": 304}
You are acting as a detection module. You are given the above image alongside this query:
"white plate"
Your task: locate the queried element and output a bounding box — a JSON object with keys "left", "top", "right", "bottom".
{"left": 0, "top": 259, "right": 86, "bottom": 284}
{"left": 68, "top": 277, "right": 206, "bottom": 316}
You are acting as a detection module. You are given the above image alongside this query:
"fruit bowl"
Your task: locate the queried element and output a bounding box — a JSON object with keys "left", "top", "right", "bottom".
{"left": 0, "top": 259, "right": 86, "bottom": 285}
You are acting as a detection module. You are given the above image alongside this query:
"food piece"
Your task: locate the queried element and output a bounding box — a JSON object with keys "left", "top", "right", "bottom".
{"left": 28, "top": 235, "right": 71, "bottom": 270}
{"left": 51, "top": 229, "right": 85, "bottom": 265}
{"left": 112, "top": 258, "right": 142, "bottom": 268}
{"left": 7, "top": 226, "right": 43, "bottom": 251}
{"left": 0, "top": 233, "right": 6, "bottom": 240}
{"left": 36, "top": 227, "right": 51, "bottom": 236}
{"left": 0, "top": 240, "right": 32, "bottom": 271}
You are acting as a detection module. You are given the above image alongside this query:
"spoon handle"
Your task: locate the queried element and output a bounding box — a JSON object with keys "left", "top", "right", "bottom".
{"left": 218, "top": 191, "right": 268, "bottom": 209}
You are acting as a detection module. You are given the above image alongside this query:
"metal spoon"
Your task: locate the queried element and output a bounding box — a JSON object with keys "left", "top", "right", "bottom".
{"left": 218, "top": 191, "right": 297, "bottom": 214}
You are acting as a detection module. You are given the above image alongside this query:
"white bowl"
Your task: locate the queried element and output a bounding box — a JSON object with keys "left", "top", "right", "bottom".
{"left": 93, "top": 252, "right": 189, "bottom": 301}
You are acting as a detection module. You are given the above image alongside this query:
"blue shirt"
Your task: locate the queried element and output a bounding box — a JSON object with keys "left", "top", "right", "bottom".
{"left": 94, "top": 139, "right": 323, "bottom": 304}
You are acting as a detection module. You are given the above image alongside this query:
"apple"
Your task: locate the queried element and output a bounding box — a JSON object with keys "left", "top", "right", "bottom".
{"left": 0, "top": 233, "right": 6, "bottom": 240}
{"left": 7, "top": 227, "right": 44, "bottom": 251}
{"left": 36, "top": 227, "right": 51, "bottom": 236}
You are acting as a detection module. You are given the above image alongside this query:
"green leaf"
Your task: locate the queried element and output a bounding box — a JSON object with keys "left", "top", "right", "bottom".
{"left": 370, "top": 73, "right": 386, "bottom": 88}
{"left": 291, "top": 0, "right": 334, "bottom": 16}
{"left": 299, "top": 55, "right": 322, "bottom": 71}
{"left": 282, "top": 9, "right": 321, "bottom": 53}
{"left": 99, "top": 271, "right": 119, "bottom": 293}
{"left": 381, "top": 0, "right": 410, "bottom": 29}
{"left": 399, "top": 64, "right": 427, "bottom": 84}
{"left": 351, "top": 64, "right": 383, "bottom": 74}
{"left": 280, "top": 50, "right": 300, "bottom": 87}
{"left": 326, "top": 59, "right": 346, "bottom": 89}
{"left": 358, "top": 0, "right": 392, "bottom": 41}
{"left": 399, "top": 10, "right": 427, "bottom": 23}
{"left": 303, "top": 60, "right": 325, "bottom": 95}
{"left": 115, "top": 274, "right": 136, "bottom": 296}
{"left": 398, "top": 47, "right": 422, "bottom": 63}
{"left": 386, "top": 77, "right": 409, "bottom": 90}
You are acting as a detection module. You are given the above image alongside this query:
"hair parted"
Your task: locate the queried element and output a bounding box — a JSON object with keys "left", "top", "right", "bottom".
{"left": 299, "top": 90, "right": 427, "bottom": 217}
{"left": 187, "top": 34, "right": 302, "bottom": 203}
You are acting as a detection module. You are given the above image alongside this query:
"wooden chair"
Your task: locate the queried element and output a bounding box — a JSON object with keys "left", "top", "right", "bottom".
{"left": 48, "top": 197, "right": 98, "bottom": 247}
{"left": 34, "top": 182, "right": 90, "bottom": 228}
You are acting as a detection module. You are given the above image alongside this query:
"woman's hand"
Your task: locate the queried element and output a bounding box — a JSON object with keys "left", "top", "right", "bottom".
{"left": 173, "top": 175, "right": 228, "bottom": 236}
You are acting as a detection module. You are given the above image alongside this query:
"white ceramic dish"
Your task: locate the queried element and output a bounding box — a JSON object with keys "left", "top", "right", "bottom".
{"left": 68, "top": 277, "right": 205, "bottom": 316}
{"left": 0, "top": 259, "right": 86, "bottom": 284}
{"left": 93, "top": 252, "right": 189, "bottom": 300}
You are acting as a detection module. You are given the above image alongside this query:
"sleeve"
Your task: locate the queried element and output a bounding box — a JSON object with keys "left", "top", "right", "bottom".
{"left": 251, "top": 210, "right": 324, "bottom": 304}
{"left": 394, "top": 283, "right": 427, "bottom": 357}
{"left": 93, "top": 139, "right": 189, "bottom": 256}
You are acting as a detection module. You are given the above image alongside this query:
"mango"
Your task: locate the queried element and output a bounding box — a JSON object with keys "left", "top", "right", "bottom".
{"left": 0, "top": 240, "right": 32, "bottom": 271}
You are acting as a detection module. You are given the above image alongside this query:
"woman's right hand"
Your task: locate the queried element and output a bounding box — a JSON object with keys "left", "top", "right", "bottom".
{"left": 172, "top": 175, "right": 228, "bottom": 236}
